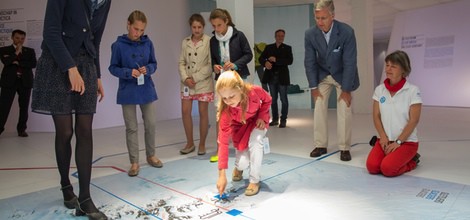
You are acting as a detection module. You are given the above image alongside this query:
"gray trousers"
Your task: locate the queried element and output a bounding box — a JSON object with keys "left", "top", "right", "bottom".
{"left": 122, "top": 102, "right": 156, "bottom": 163}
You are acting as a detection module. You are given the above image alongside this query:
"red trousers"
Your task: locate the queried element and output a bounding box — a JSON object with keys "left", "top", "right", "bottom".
{"left": 366, "top": 139, "right": 419, "bottom": 177}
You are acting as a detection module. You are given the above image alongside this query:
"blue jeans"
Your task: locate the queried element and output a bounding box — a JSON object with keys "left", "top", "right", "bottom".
{"left": 269, "top": 82, "right": 288, "bottom": 121}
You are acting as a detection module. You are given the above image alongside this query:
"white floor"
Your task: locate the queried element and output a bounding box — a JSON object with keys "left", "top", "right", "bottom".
{"left": 1, "top": 104, "right": 470, "bottom": 217}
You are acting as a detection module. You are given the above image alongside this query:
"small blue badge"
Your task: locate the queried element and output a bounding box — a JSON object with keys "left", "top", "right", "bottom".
{"left": 380, "top": 96, "right": 386, "bottom": 103}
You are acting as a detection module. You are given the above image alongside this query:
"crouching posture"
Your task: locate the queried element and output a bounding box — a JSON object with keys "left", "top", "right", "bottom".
{"left": 215, "top": 71, "right": 271, "bottom": 196}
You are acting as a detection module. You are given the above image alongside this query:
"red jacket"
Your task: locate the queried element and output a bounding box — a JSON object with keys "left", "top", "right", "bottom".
{"left": 218, "top": 86, "right": 272, "bottom": 169}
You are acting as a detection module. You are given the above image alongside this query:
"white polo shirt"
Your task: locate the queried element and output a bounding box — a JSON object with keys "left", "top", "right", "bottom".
{"left": 373, "top": 81, "right": 422, "bottom": 142}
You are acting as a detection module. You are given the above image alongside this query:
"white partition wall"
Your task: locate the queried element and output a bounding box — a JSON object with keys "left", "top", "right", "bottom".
{"left": 387, "top": 0, "right": 470, "bottom": 107}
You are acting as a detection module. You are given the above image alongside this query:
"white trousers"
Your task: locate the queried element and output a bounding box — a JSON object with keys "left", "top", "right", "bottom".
{"left": 313, "top": 75, "right": 352, "bottom": 150}
{"left": 235, "top": 128, "right": 267, "bottom": 183}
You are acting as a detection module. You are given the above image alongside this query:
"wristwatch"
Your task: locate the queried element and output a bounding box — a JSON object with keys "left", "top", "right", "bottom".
{"left": 396, "top": 139, "right": 403, "bottom": 145}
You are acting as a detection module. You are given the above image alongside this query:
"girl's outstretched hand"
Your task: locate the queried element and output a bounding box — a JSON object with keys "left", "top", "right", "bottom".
{"left": 216, "top": 169, "right": 227, "bottom": 197}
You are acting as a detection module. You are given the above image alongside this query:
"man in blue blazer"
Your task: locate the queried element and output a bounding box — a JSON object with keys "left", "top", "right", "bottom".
{"left": 0, "top": 30, "right": 37, "bottom": 137}
{"left": 304, "top": 0, "right": 360, "bottom": 161}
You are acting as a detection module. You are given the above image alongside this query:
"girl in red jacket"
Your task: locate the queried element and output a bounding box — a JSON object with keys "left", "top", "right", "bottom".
{"left": 215, "top": 71, "right": 272, "bottom": 197}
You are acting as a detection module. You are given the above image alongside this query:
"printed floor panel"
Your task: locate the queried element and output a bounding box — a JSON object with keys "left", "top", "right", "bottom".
{"left": 1, "top": 152, "right": 469, "bottom": 220}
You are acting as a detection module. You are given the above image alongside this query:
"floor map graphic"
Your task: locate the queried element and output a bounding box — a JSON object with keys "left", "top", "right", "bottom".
{"left": 1, "top": 153, "right": 469, "bottom": 219}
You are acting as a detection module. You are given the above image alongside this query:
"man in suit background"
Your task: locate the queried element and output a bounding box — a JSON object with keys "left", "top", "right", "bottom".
{"left": 259, "top": 29, "right": 293, "bottom": 128}
{"left": 304, "top": 0, "right": 360, "bottom": 161}
{"left": 0, "top": 29, "right": 37, "bottom": 137}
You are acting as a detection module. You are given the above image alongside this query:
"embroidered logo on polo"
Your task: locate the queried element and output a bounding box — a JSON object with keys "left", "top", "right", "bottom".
{"left": 380, "top": 96, "right": 386, "bottom": 103}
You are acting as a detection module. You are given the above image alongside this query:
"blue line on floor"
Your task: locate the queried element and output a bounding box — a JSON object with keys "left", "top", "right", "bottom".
{"left": 261, "top": 142, "right": 364, "bottom": 183}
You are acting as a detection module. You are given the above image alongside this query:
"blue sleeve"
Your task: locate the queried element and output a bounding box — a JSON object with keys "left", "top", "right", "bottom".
{"left": 145, "top": 40, "right": 157, "bottom": 75}
{"left": 91, "top": 0, "right": 111, "bottom": 78}
{"left": 42, "top": 0, "right": 75, "bottom": 73}
{"left": 340, "top": 29, "right": 358, "bottom": 92}
{"left": 304, "top": 29, "right": 319, "bottom": 88}
{"left": 108, "top": 42, "right": 133, "bottom": 80}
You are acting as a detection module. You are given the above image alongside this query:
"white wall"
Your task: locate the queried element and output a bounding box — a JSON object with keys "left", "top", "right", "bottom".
{"left": 0, "top": 0, "right": 191, "bottom": 132}
{"left": 374, "top": 42, "right": 388, "bottom": 87}
{"left": 387, "top": 0, "right": 470, "bottom": 107}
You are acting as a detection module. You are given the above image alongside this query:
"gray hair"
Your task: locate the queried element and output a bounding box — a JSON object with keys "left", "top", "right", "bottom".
{"left": 315, "top": 0, "right": 335, "bottom": 15}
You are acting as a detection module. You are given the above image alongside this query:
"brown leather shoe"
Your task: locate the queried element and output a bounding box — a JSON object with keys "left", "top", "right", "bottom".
{"left": 128, "top": 164, "right": 140, "bottom": 177}
{"left": 340, "top": 150, "right": 351, "bottom": 161}
{"left": 18, "top": 131, "right": 28, "bottom": 137}
{"left": 310, "top": 147, "right": 327, "bottom": 157}
{"left": 232, "top": 168, "right": 243, "bottom": 182}
{"left": 147, "top": 156, "right": 163, "bottom": 168}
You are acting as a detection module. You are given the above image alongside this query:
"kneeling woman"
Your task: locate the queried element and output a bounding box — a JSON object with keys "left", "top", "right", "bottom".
{"left": 367, "top": 50, "right": 422, "bottom": 177}
{"left": 215, "top": 71, "right": 271, "bottom": 196}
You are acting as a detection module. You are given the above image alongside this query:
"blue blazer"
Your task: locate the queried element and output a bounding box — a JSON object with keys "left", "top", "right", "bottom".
{"left": 41, "top": 0, "right": 111, "bottom": 78}
{"left": 304, "top": 20, "right": 360, "bottom": 92}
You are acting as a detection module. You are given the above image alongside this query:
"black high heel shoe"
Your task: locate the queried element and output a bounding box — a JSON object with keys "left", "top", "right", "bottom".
{"left": 76, "top": 198, "right": 108, "bottom": 220}
{"left": 60, "top": 185, "right": 78, "bottom": 209}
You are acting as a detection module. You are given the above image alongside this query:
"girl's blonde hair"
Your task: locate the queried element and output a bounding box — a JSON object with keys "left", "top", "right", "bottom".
{"left": 128, "top": 10, "right": 147, "bottom": 24}
{"left": 216, "top": 71, "right": 252, "bottom": 124}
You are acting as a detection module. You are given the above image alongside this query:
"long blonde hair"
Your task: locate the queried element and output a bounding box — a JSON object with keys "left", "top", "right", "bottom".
{"left": 216, "top": 71, "right": 252, "bottom": 124}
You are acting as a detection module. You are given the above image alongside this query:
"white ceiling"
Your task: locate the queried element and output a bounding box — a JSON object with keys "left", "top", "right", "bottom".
{"left": 254, "top": 0, "right": 462, "bottom": 42}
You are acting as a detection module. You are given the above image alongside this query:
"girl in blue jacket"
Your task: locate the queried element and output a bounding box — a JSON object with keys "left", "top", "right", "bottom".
{"left": 109, "top": 10, "right": 162, "bottom": 177}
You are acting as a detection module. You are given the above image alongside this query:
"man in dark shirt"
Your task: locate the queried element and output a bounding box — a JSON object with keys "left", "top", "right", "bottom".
{"left": 259, "top": 29, "right": 293, "bottom": 128}
{"left": 0, "top": 29, "right": 37, "bottom": 137}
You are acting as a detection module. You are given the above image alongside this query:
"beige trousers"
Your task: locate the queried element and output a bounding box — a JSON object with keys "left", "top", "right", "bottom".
{"left": 122, "top": 102, "right": 157, "bottom": 163}
{"left": 313, "top": 75, "right": 352, "bottom": 151}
